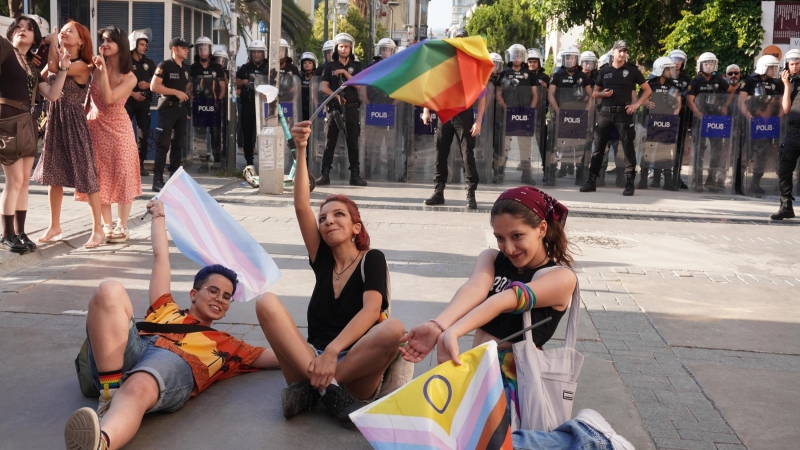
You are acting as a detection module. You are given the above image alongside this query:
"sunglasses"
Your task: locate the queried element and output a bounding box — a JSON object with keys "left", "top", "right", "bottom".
{"left": 727, "top": 72, "right": 740, "bottom": 76}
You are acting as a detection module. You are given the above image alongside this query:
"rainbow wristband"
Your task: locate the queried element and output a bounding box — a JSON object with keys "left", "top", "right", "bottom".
{"left": 505, "top": 281, "right": 536, "bottom": 314}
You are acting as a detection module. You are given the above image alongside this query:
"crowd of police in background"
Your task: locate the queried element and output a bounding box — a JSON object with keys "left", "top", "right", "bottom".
{"left": 127, "top": 28, "right": 800, "bottom": 221}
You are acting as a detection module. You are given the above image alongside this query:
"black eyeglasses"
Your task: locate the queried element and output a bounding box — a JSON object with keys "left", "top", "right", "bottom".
{"left": 727, "top": 72, "right": 740, "bottom": 76}
{"left": 200, "top": 285, "right": 233, "bottom": 302}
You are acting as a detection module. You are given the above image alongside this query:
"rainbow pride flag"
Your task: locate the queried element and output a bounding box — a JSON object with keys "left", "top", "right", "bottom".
{"left": 350, "top": 341, "right": 512, "bottom": 450}
{"left": 344, "top": 37, "right": 494, "bottom": 123}
{"left": 157, "top": 167, "right": 282, "bottom": 302}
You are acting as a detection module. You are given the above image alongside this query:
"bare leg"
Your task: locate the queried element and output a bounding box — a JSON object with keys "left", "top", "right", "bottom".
{"left": 84, "top": 192, "right": 105, "bottom": 248}
{"left": 335, "top": 318, "right": 405, "bottom": 400}
{"left": 87, "top": 280, "right": 133, "bottom": 372}
{"left": 100, "top": 204, "right": 113, "bottom": 228}
{"left": 255, "top": 293, "right": 316, "bottom": 384}
{"left": 100, "top": 372, "right": 159, "bottom": 449}
{"left": 1, "top": 159, "right": 23, "bottom": 216}
{"left": 117, "top": 203, "right": 132, "bottom": 226}
{"left": 38, "top": 185, "right": 63, "bottom": 241}
{"left": 14, "top": 157, "right": 35, "bottom": 213}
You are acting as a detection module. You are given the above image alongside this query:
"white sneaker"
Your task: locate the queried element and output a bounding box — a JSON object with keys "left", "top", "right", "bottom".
{"left": 574, "top": 409, "right": 635, "bottom": 450}
{"left": 102, "top": 224, "right": 113, "bottom": 243}
{"left": 64, "top": 407, "right": 108, "bottom": 450}
{"left": 96, "top": 388, "right": 117, "bottom": 419}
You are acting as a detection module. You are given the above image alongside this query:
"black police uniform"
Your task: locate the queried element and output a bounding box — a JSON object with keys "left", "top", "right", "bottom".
{"left": 550, "top": 69, "right": 590, "bottom": 178}
{"left": 499, "top": 66, "right": 536, "bottom": 182}
{"left": 531, "top": 68, "right": 551, "bottom": 174}
{"left": 321, "top": 55, "right": 364, "bottom": 178}
{"left": 315, "top": 61, "right": 328, "bottom": 77}
{"left": 189, "top": 60, "right": 226, "bottom": 164}
{"left": 153, "top": 58, "right": 190, "bottom": 185}
{"left": 640, "top": 77, "right": 682, "bottom": 188}
{"left": 126, "top": 54, "right": 156, "bottom": 170}
{"left": 587, "top": 62, "right": 647, "bottom": 181}
{"left": 235, "top": 60, "right": 268, "bottom": 166}
{"left": 687, "top": 73, "right": 730, "bottom": 190}
{"left": 489, "top": 72, "right": 505, "bottom": 183}
{"left": 432, "top": 103, "right": 480, "bottom": 194}
{"left": 579, "top": 68, "right": 598, "bottom": 182}
{"left": 775, "top": 76, "right": 800, "bottom": 216}
{"left": 671, "top": 71, "right": 692, "bottom": 188}
{"left": 300, "top": 70, "right": 315, "bottom": 121}
{"left": 739, "top": 74, "right": 783, "bottom": 193}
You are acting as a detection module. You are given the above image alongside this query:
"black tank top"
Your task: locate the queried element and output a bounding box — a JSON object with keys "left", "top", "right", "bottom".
{"left": 480, "top": 253, "right": 566, "bottom": 347}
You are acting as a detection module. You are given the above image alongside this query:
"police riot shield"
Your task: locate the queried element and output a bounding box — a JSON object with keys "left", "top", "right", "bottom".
{"left": 308, "top": 76, "right": 351, "bottom": 181}
{"left": 362, "top": 86, "right": 402, "bottom": 181}
{"left": 277, "top": 74, "right": 302, "bottom": 176}
{"left": 636, "top": 87, "right": 682, "bottom": 190}
{"left": 191, "top": 75, "right": 223, "bottom": 171}
{"left": 690, "top": 93, "right": 738, "bottom": 193}
{"left": 494, "top": 83, "right": 544, "bottom": 185}
{"left": 406, "top": 105, "right": 438, "bottom": 182}
{"left": 547, "top": 84, "right": 594, "bottom": 186}
{"left": 741, "top": 93, "right": 784, "bottom": 197}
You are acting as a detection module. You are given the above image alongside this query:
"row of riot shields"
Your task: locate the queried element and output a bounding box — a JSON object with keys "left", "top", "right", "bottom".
{"left": 188, "top": 75, "right": 225, "bottom": 170}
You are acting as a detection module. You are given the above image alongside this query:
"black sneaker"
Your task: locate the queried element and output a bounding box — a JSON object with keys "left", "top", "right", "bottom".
{"left": 320, "top": 384, "right": 363, "bottom": 428}
{"left": 17, "top": 233, "right": 36, "bottom": 252}
{"left": 0, "top": 235, "right": 29, "bottom": 254}
{"left": 152, "top": 178, "right": 165, "bottom": 192}
{"left": 281, "top": 381, "right": 321, "bottom": 418}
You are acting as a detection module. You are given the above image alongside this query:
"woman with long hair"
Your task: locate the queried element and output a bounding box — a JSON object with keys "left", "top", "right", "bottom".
{"left": 254, "top": 121, "right": 405, "bottom": 428}
{"left": 400, "top": 186, "right": 578, "bottom": 422}
{"left": 32, "top": 20, "right": 105, "bottom": 248}
{"left": 73, "top": 26, "right": 141, "bottom": 243}
{"left": 0, "top": 18, "right": 74, "bottom": 253}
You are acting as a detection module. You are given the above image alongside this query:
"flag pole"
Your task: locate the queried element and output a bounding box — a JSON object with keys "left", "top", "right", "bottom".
{"left": 309, "top": 85, "right": 347, "bottom": 124}
{"left": 496, "top": 317, "right": 553, "bottom": 345}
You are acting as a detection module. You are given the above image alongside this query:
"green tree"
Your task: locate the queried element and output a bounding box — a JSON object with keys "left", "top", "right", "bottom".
{"left": 465, "top": 0, "right": 545, "bottom": 54}
{"left": 662, "top": 0, "right": 763, "bottom": 74}
{"left": 238, "top": 0, "right": 313, "bottom": 48}
{"left": 307, "top": 1, "right": 387, "bottom": 63}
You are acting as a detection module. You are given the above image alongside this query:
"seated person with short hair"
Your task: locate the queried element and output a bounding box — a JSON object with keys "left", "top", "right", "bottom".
{"left": 255, "top": 121, "right": 405, "bottom": 428}
{"left": 64, "top": 199, "right": 278, "bottom": 450}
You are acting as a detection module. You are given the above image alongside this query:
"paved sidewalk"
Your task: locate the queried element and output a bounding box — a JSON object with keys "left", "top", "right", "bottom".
{"left": 1, "top": 173, "right": 798, "bottom": 449}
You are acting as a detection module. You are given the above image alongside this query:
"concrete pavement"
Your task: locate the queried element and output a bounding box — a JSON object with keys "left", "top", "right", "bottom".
{"left": 1, "top": 170, "right": 798, "bottom": 449}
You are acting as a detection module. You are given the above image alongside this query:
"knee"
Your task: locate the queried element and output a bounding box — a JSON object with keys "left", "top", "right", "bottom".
{"left": 90, "top": 280, "right": 127, "bottom": 310}
{"left": 117, "top": 372, "right": 159, "bottom": 405}
{"left": 254, "top": 292, "right": 285, "bottom": 320}
{"left": 374, "top": 318, "right": 405, "bottom": 350}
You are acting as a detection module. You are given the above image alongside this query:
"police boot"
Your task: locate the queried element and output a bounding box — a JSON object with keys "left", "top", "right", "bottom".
{"left": 316, "top": 168, "right": 331, "bottom": 186}
{"left": 424, "top": 183, "right": 446, "bottom": 205}
{"left": 152, "top": 175, "right": 165, "bottom": 193}
{"left": 623, "top": 173, "right": 636, "bottom": 196}
{"left": 637, "top": 168, "right": 649, "bottom": 190}
{"left": 520, "top": 169, "right": 534, "bottom": 185}
{"left": 580, "top": 173, "right": 597, "bottom": 193}
{"left": 466, "top": 188, "right": 477, "bottom": 210}
{"left": 650, "top": 169, "right": 662, "bottom": 188}
{"left": 557, "top": 165, "right": 568, "bottom": 178}
{"left": 349, "top": 168, "right": 368, "bottom": 187}
{"left": 751, "top": 173, "right": 766, "bottom": 195}
{"left": 140, "top": 160, "right": 149, "bottom": 177}
{"left": 662, "top": 169, "right": 675, "bottom": 190}
{"left": 575, "top": 164, "right": 584, "bottom": 185}
{"left": 770, "top": 197, "right": 795, "bottom": 220}
{"left": 567, "top": 164, "right": 574, "bottom": 175}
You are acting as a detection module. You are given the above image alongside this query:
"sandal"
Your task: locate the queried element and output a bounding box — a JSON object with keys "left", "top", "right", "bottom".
{"left": 108, "top": 225, "right": 129, "bottom": 244}
{"left": 83, "top": 230, "right": 106, "bottom": 248}
{"left": 102, "top": 224, "right": 114, "bottom": 243}
{"left": 37, "top": 229, "right": 63, "bottom": 243}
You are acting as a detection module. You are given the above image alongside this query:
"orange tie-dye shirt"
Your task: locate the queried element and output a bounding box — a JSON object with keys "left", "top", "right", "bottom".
{"left": 140, "top": 294, "right": 265, "bottom": 396}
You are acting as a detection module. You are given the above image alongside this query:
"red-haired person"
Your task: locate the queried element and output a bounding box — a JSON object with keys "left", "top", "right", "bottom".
{"left": 32, "top": 20, "right": 106, "bottom": 248}
{"left": 255, "top": 121, "right": 405, "bottom": 428}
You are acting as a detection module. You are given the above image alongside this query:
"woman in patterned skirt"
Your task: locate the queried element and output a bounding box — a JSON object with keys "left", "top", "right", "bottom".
{"left": 74, "top": 26, "right": 141, "bottom": 243}
{"left": 32, "top": 21, "right": 105, "bottom": 248}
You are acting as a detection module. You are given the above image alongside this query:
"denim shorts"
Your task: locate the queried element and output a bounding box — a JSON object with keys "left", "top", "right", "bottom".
{"left": 311, "top": 344, "right": 349, "bottom": 363}
{"left": 87, "top": 319, "right": 195, "bottom": 413}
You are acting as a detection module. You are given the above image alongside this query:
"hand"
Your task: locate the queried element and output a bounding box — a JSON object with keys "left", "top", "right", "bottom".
{"left": 470, "top": 120, "right": 481, "bottom": 137}
{"left": 782, "top": 70, "right": 791, "bottom": 87}
{"left": 175, "top": 91, "right": 189, "bottom": 102}
{"left": 308, "top": 349, "right": 338, "bottom": 389}
{"left": 601, "top": 89, "right": 614, "bottom": 98}
{"left": 146, "top": 199, "right": 165, "bottom": 217}
{"left": 290, "top": 121, "right": 312, "bottom": 150}
{"left": 422, "top": 109, "right": 431, "bottom": 125}
{"left": 138, "top": 81, "right": 149, "bottom": 90}
{"left": 436, "top": 330, "right": 462, "bottom": 365}
{"left": 44, "top": 26, "right": 57, "bottom": 45}
{"left": 58, "top": 47, "right": 72, "bottom": 70}
{"left": 625, "top": 104, "right": 638, "bottom": 115}
{"left": 31, "top": 53, "right": 42, "bottom": 67}
{"left": 399, "top": 321, "right": 442, "bottom": 363}
{"left": 131, "top": 92, "right": 146, "bottom": 101}
{"left": 93, "top": 53, "right": 105, "bottom": 73}
{"left": 645, "top": 100, "right": 655, "bottom": 109}
{"left": 333, "top": 69, "right": 348, "bottom": 77}
{"left": 553, "top": 106, "right": 561, "bottom": 115}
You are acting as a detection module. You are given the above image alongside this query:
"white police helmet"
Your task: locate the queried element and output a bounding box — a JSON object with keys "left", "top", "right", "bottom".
{"left": 652, "top": 57, "right": 677, "bottom": 78}
{"left": 580, "top": 51, "right": 597, "bottom": 71}
{"left": 195, "top": 36, "right": 213, "bottom": 59}
{"left": 248, "top": 40, "right": 267, "bottom": 63}
{"left": 696, "top": 52, "right": 718, "bottom": 74}
{"left": 527, "top": 48, "right": 542, "bottom": 62}
{"left": 333, "top": 33, "right": 355, "bottom": 59}
{"left": 279, "top": 38, "right": 291, "bottom": 60}
{"left": 505, "top": 44, "right": 527, "bottom": 65}
{"left": 560, "top": 46, "right": 580, "bottom": 69}
{"left": 668, "top": 49, "right": 687, "bottom": 68}
{"left": 784, "top": 48, "right": 800, "bottom": 71}
{"left": 128, "top": 29, "right": 151, "bottom": 51}
{"left": 755, "top": 54, "right": 780, "bottom": 76}
{"left": 213, "top": 49, "right": 229, "bottom": 67}
{"left": 299, "top": 51, "right": 318, "bottom": 68}
{"left": 598, "top": 52, "right": 610, "bottom": 68}
{"left": 375, "top": 37, "right": 397, "bottom": 58}
{"left": 490, "top": 52, "right": 503, "bottom": 73}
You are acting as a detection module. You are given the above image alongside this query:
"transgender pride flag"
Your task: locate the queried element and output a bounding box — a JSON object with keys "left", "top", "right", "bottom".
{"left": 157, "top": 167, "right": 281, "bottom": 301}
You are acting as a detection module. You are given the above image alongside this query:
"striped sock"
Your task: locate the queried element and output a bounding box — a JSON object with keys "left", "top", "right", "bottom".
{"left": 98, "top": 370, "right": 122, "bottom": 397}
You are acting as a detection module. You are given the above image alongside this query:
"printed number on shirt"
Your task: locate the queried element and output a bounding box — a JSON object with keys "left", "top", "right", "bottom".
{"left": 492, "top": 276, "right": 509, "bottom": 293}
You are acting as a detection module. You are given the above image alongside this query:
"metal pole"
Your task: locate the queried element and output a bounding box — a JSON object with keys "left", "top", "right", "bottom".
{"left": 368, "top": 0, "right": 374, "bottom": 61}
{"left": 390, "top": 7, "right": 394, "bottom": 43}
{"left": 226, "top": 4, "right": 238, "bottom": 171}
{"left": 323, "top": 0, "right": 329, "bottom": 42}
{"left": 258, "top": 0, "right": 285, "bottom": 194}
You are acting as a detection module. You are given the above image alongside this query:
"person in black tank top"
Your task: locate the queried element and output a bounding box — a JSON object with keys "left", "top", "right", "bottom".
{"left": 254, "top": 121, "right": 404, "bottom": 428}
{"left": 400, "top": 186, "right": 577, "bottom": 366}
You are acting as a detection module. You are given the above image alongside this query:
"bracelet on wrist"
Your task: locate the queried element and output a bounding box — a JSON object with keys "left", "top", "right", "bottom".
{"left": 58, "top": 67, "right": 68, "bottom": 72}
{"left": 429, "top": 319, "right": 446, "bottom": 333}
{"left": 151, "top": 213, "right": 165, "bottom": 221}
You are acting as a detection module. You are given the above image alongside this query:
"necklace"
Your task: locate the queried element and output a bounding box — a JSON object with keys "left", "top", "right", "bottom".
{"left": 334, "top": 251, "right": 361, "bottom": 280}
{"left": 13, "top": 47, "right": 35, "bottom": 109}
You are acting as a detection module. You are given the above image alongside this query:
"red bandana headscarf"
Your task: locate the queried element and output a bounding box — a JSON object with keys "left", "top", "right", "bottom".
{"left": 496, "top": 186, "right": 568, "bottom": 226}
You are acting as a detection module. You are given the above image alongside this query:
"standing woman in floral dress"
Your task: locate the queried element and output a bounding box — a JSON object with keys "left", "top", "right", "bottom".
{"left": 32, "top": 20, "right": 105, "bottom": 248}
{"left": 74, "top": 26, "right": 141, "bottom": 243}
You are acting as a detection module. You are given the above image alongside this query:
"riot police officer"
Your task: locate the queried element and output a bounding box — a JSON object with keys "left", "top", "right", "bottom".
{"left": 528, "top": 48, "right": 550, "bottom": 179}
{"left": 490, "top": 52, "right": 505, "bottom": 183}
{"left": 235, "top": 40, "right": 268, "bottom": 168}
{"left": 279, "top": 38, "right": 300, "bottom": 77}
{"left": 738, "top": 55, "right": 783, "bottom": 195}
{"left": 318, "top": 33, "right": 368, "bottom": 186}
{"left": 686, "top": 52, "right": 737, "bottom": 192}
{"left": 669, "top": 49, "right": 692, "bottom": 189}
{"left": 316, "top": 40, "right": 334, "bottom": 76}
{"left": 772, "top": 49, "right": 800, "bottom": 220}
{"left": 640, "top": 57, "right": 682, "bottom": 190}
{"left": 150, "top": 38, "right": 192, "bottom": 192}
{"left": 422, "top": 28, "right": 485, "bottom": 209}
{"left": 126, "top": 29, "right": 155, "bottom": 176}
{"left": 577, "top": 51, "right": 598, "bottom": 182}
{"left": 213, "top": 49, "right": 229, "bottom": 79}
{"left": 548, "top": 46, "right": 592, "bottom": 179}
{"left": 189, "top": 36, "right": 227, "bottom": 172}
{"left": 497, "top": 43, "right": 538, "bottom": 185}
{"left": 299, "top": 52, "right": 318, "bottom": 121}
{"left": 580, "top": 40, "right": 652, "bottom": 196}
